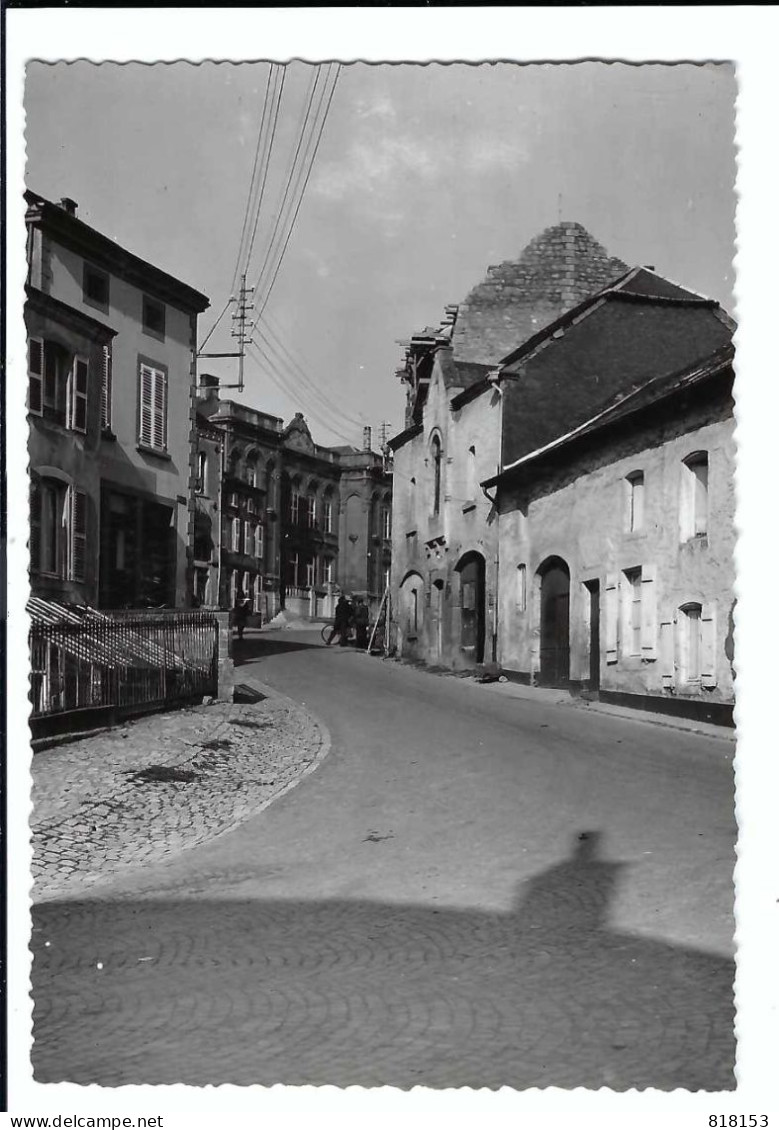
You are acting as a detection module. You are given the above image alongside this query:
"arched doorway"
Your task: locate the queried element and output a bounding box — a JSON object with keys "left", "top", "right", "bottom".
{"left": 456, "top": 551, "right": 486, "bottom": 664}
{"left": 538, "top": 556, "right": 570, "bottom": 687}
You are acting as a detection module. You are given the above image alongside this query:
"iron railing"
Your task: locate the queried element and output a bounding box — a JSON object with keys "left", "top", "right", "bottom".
{"left": 29, "top": 606, "right": 219, "bottom": 720}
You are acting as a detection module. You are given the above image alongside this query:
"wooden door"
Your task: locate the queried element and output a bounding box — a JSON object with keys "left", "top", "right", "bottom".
{"left": 586, "top": 579, "right": 600, "bottom": 691}
{"left": 459, "top": 555, "right": 485, "bottom": 663}
{"left": 539, "top": 562, "right": 570, "bottom": 686}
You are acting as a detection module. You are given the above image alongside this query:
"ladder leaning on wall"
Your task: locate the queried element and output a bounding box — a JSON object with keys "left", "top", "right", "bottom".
{"left": 366, "top": 586, "right": 391, "bottom": 656}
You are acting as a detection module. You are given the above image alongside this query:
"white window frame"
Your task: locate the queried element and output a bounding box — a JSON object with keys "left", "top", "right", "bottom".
{"left": 307, "top": 495, "right": 317, "bottom": 528}
{"left": 291, "top": 491, "right": 300, "bottom": 524}
{"left": 323, "top": 498, "right": 333, "bottom": 533}
{"left": 231, "top": 517, "right": 241, "bottom": 552}
{"left": 138, "top": 362, "right": 168, "bottom": 452}
{"left": 680, "top": 452, "right": 709, "bottom": 540}
{"left": 67, "top": 355, "right": 89, "bottom": 434}
{"left": 324, "top": 558, "right": 334, "bottom": 585}
{"left": 306, "top": 558, "right": 315, "bottom": 588}
{"left": 382, "top": 506, "right": 391, "bottom": 540}
{"left": 254, "top": 524, "right": 264, "bottom": 558}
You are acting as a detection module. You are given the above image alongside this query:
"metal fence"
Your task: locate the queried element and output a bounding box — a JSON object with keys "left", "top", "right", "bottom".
{"left": 29, "top": 607, "right": 219, "bottom": 721}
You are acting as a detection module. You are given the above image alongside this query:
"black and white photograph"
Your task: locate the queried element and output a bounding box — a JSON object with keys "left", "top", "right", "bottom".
{"left": 5, "top": 6, "right": 779, "bottom": 1123}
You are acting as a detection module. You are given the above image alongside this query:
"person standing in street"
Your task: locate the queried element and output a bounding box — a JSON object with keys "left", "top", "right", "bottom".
{"left": 327, "top": 593, "right": 352, "bottom": 647}
{"left": 353, "top": 595, "right": 370, "bottom": 650}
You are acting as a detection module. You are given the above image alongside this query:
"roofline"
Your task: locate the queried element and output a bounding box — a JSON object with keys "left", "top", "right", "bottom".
{"left": 25, "top": 283, "right": 118, "bottom": 339}
{"left": 482, "top": 345, "right": 734, "bottom": 490}
{"left": 25, "top": 190, "right": 211, "bottom": 314}
{"left": 388, "top": 422, "right": 423, "bottom": 451}
{"left": 497, "top": 266, "right": 722, "bottom": 374}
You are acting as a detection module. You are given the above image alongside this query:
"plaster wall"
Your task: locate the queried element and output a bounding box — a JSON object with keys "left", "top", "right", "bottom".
{"left": 497, "top": 395, "right": 736, "bottom": 707}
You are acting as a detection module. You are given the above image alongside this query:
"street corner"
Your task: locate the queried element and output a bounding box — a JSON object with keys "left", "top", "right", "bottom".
{"left": 30, "top": 679, "right": 332, "bottom": 903}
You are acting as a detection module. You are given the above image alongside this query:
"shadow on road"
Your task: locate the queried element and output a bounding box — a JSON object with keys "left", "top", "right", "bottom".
{"left": 233, "top": 634, "right": 322, "bottom": 666}
{"left": 31, "top": 829, "right": 734, "bottom": 1090}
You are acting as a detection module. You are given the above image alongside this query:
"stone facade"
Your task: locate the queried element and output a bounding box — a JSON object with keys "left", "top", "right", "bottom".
{"left": 490, "top": 350, "right": 736, "bottom": 724}
{"left": 390, "top": 221, "right": 630, "bottom": 669}
{"left": 195, "top": 381, "right": 392, "bottom": 621}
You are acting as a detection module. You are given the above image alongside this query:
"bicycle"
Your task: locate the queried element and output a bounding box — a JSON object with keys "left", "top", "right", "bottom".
{"left": 320, "top": 622, "right": 352, "bottom": 646}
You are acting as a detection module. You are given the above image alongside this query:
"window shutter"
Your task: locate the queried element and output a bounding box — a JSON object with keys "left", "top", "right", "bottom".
{"left": 660, "top": 613, "right": 675, "bottom": 689}
{"left": 605, "top": 572, "right": 618, "bottom": 664}
{"left": 640, "top": 564, "right": 658, "bottom": 660}
{"left": 139, "top": 364, "right": 154, "bottom": 446}
{"left": 701, "top": 603, "right": 717, "bottom": 688}
{"left": 29, "top": 479, "right": 41, "bottom": 573}
{"left": 68, "top": 487, "right": 88, "bottom": 582}
{"left": 101, "top": 345, "right": 112, "bottom": 430}
{"left": 153, "top": 367, "right": 167, "bottom": 450}
{"left": 28, "top": 337, "right": 44, "bottom": 415}
{"left": 71, "top": 356, "right": 89, "bottom": 433}
{"left": 43, "top": 342, "right": 58, "bottom": 409}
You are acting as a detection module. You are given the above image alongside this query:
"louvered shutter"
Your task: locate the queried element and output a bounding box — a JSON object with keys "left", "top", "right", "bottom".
{"left": 28, "top": 337, "right": 43, "bottom": 415}
{"left": 152, "top": 366, "right": 167, "bottom": 450}
{"left": 640, "top": 564, "right": 658, "bottom": 660}
{"left": 71, "top": 356, "right": 88, "bottom": 433}
{"left": 43, "top": 342, "right": 58, "bottom": 409}
{"left": 139, "top": 364, "right": 154, "bottom": 446}
{"left": 660, "top": 613, "right": 675, "bottom": 689}
{"left": 701, "top": 603, "right": 717, "bottom": 688}
{"left": 605, "top": 572, "right": 619, "bottom": 664}
{"left": 101, "top": 345, "right": 112, "bottom": 430}
{"left": 29, "top": 479, "right": 41, "bottom": 573}
{"left": 69, "top": 487, "right": 88, "bottom": 582}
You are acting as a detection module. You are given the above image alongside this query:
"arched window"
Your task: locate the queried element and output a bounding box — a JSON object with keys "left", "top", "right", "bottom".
{"left": 679, "top": 602, "right": 703, "bottom": 685}
{"left": 681, "top": 452, "right": 709, "bottom": 540}
{"left": 431, "top": 434, "right": 442, "bottom": 516}
{"left": 516, "top": 563, "right": 527, "bottom": 612}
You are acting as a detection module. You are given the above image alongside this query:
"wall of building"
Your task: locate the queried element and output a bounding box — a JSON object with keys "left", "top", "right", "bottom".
{"left": 25, "top": 302, "right": 110, "bottom": 605}
{"left": 391, "top": 350, "right": 502, "bottom": 667}
{"left": 496, "top": 387, "right": 736, "bottom": 711}
{"left": 39, "top": 233, "right": 199, "bottom": 606}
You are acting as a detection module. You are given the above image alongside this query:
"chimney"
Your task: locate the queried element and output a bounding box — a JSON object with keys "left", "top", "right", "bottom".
{"left": 362, "top": 425, "right": 372, "bottom": 452}
{"left": 198, "top": 372, "right": 220, "bottom": 408}
{"left": 59, "top": 197, "right": 78, "bottom": 217}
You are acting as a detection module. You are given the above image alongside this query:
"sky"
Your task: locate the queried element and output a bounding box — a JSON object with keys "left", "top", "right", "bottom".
{"left": 24, "top": 60, "right": 737, "bottom": 448}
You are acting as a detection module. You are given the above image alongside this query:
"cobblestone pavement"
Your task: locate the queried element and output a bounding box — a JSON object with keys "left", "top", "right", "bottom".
{"left": 31, "top": 681, "right": 329, "bottom": 900}
{"left": 31, "top": 634, "right": 735, "bottom": 1090}
{"left": 31, "top": 854, "right": 734, "bottom": 1089}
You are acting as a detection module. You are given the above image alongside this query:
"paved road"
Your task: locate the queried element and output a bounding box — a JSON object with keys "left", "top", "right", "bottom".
{"left": 32, "top": 631, "right": 736, "bottom": 1089}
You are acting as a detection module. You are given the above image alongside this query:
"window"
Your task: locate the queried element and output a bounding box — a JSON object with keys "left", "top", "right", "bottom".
{"left": 467, "top": 444, "right": 477, "bottom": 499}
{"left": 254, "top": 574, "right": 263, "bottom": 607}
{"left": 195, "top": 451, "right": 207, "bottom": 494}
{"left": 622, "top": 568, "right": 643, "bottom": 657}
{"left": 626, "top": 470, "right": 644, "bottom": 532}
{"left": 138, "top": 362, "right": 167, "bottom": 452}
{"left": 323, "top": 498, "right": 333, "bottom": 533}
{"left": 30, "top": 479, "right": 87, "bottom": 581}
{"left": 227, "top": 491, "right": 239, "bottom": 509}
{"left": 67, "top": 356, "right": 89, "bottom": 433}
{"left": 254, "top": 524, "right": 264, "bottom": 558}
{"left": 247, "top": 496, "right": 256, "bottom": 515}
{"left": 324, "top": 558, "right": 334, "bottom": 585}
{"left": 243, "top": 521, "right": 252, "bottom": 553}
{"left": 83, "top": 263, "right": 110, "bottom": 312}
{"left": 431, "top": 434, "right": 442, "bottom": 516}
{"left": 231, "top": 517, "right": 241, "bottom": 552}
{"left": 229, "top": 570, "right": 237, "bottom": 607}
{"left": 28, "top": 337, "right": 43, "bottom": 415}
{"left": 307, "top": 495, "right": 317, "bottom": 528}
{"left": 516, "top": 563, "right": 527, "bottom": 612}
{"left": 681, "top": 453, "right": 709, "bottom": 539}
{"left": 291, "top": 491, "right": 300, "bottom": 524}
{"left": 680, "top": 603, "right": 702, "bottom": 685}
{"left": 382, "top": 506, "right": 391, "bottom": 540}
{"left": 142, "top": 296, "right": 166, "bottom": 341}
{"left": 306, "top": 558, "right": 315, "bottom": 588}
{"left": 101, "top": 344, "right": 112, "bottom": 431}
{"left": 383, "top": 565, "right": 391, "bottom": 592}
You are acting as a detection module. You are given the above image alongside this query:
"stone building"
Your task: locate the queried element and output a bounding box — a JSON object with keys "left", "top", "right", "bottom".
{"left": 389, "top": 221, "right": 629, "bottom": 668}
{"left": 195, "top": 379, "right": 392, "bottom": 621}
{"left": 484, "top": 337, "right": 736, "bottom": 726}
{"left": 25, "top": 190, "right": 210, "bottom": 609}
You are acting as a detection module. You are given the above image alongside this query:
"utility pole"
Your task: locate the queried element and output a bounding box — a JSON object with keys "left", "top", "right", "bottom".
{"left": 198, "top": 272, "right": 254, "bottom": 392}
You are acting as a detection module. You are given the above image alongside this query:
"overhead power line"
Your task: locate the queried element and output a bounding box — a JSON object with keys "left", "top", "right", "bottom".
{"left": 253, "top": 62, "right": 341, "bottom": 318}
{"left": 241, "top": 63, "right": 287, "bottom": 280}
{"left": 230, "top": 63, "right": 275, "bottom": 295}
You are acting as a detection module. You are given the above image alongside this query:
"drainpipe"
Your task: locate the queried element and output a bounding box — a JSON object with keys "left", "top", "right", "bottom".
{"left": 216, "top": 434, "right": 225, "bottom": 608}
{"left": 483, "top": 366, "right": 504, "bottom": 665}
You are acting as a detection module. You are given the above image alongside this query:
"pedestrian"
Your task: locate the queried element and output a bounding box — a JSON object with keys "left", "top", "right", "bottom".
{"left": 327, "top": 593, "right": 352, "bottom": 647}
{"left": 234, "top": 590, "right": 249, "bottom": 641}
{"left": 353, "top": 595, "right": 370, "bottom": 650}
